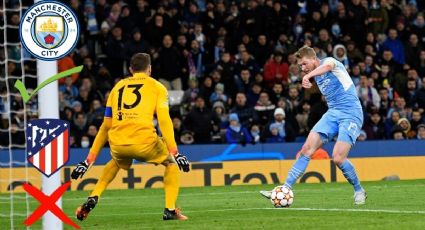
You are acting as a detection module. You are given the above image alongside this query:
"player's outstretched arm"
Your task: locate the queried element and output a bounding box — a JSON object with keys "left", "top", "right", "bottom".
{"left": 71, "top": 118, "right": 111, "bottom": 179}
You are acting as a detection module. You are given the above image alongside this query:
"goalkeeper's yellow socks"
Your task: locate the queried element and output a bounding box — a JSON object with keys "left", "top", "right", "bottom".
{"left": 164, "top": 163, "right": 180, "bottom": 210}
{"left": 90, "top": 160, "right": 120, "bottom": 197}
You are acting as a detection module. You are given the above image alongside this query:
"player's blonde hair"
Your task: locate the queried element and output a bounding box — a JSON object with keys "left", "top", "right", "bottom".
{"left": 295, "top": 46, "right": 316, "bottom": 59}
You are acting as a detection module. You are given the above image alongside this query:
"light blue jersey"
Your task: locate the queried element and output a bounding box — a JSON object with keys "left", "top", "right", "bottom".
{"left": 312, "top": 57, "right": 363, "bottom": 145}
{"left": 315, "top": 57, "right": 362, "bottom": 112}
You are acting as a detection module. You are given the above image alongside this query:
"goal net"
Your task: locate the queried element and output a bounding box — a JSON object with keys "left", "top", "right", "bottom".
{"left": 0, "top": 1, "right": 38, "bottom": 229}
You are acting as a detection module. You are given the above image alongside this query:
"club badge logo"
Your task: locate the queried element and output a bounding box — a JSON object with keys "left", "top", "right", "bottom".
{"left": 26, "top": 119, "right": 70, "bottom": 177}
{"left": 19, "top": 1, "right": 79, "bottom": 60}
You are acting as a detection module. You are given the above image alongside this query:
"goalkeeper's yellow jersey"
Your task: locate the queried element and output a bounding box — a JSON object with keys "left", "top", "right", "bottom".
{"left": 103, "top": 72, "right": 177, "bottom": 153}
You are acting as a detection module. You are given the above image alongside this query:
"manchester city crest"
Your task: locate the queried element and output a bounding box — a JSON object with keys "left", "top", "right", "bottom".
{"left": 20, "top": 1, "right": 80, "bottom": 61}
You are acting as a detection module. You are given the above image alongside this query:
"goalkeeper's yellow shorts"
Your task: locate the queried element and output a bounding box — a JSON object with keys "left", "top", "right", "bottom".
{"left": 110, "top": 137, "right": 174, "bottom": 170}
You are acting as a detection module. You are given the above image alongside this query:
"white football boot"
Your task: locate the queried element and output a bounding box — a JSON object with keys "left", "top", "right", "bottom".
{"left": 354, "top": 190, "right": 367, "bottom": 205}
{"left": 259, "top": 190, "right": 272, "bottom": 199}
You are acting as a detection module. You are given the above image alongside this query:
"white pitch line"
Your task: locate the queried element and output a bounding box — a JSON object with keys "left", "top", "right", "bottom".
{"left": 92, "top": 207, "right": 425, "bottom": 217}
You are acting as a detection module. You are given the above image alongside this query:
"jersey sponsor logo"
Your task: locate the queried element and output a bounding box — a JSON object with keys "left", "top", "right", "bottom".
{"left": 26, "top": 119, "right": 70, "bottom": 177}
{"left": 19, "top": 1, "right": 80, "bottom": 60}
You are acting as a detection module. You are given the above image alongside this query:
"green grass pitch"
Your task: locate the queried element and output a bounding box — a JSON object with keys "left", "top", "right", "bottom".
{"left": 1, "top": 180, "right": 425, "bottom": 229}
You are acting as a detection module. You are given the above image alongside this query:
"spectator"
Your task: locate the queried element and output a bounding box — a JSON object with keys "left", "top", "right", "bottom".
{"left": 215, "top": 52, "right": 236, "bottom": 96}
{"left": 225, "top": 113, "right": 252, "bottom": 145}
{"left": 199, "top": 76, "right": 214, "bottom": 102}
{"left": 367, "top": 0, "right": 389, "bottom": 35}
{"left": 172, "top": 117, "right": 184, "bottom": 145}
{"left": 266, "top": 123, "right": 285, "bottom": 143}
{"left": 125, "top": 28, "right": 150, "bottom": 63}
{"left": 253, "top": 35, "right": 273, "bottom": 68}
{"left": 235, "top": 50, "right": 260, "bottom": 77}
{"left": 209, "top": 83, "right": 228, "bottom": 104}
{"left": 106, "top": 26, "right": 126, "bottom": 78}
{"left": 235, "top": 68, "right": 253, "bottom": 94}
{"left": 181, "top": 78, "right": 200, "bottom": 114}
{"left": 410, "top": 109, "right": 424, "bottom": 131}
{"left": 265, "top": 108, "right": 296, "bottom": 142}
{"left": 187, "top": 39, "right": 205, "bottom": 79}
{"left": 86, "top": 125, "right": 98, "bottom": 146}
{"left": 392, "top": 127, "right": 406, "bottom": 140}
{"left": 363, "top": 111, "right": 386, "bottom": 140}
{"left": 357, "top": 75, "right": 380, "bottom": 109}
{"left": 263, "top": 51, "right": 289, "bottom": 88}
{"left": 230, "top": 92, "right": 259, "bottom": 128}
{"left": 385, "top": 110, "right": 401, "bottom": 138}
{"left": 250, "top": 124, "right": 261, "bottom": 143}
{"left": 397, "top": 118, "right": 416, "bottom": 139}
{"left": 212, "top": 101, "right": 228, "bottom": 130}
{"left": 387, "top": 97, "right": 408, "bottom": 119}
{"left": 333, "top": 44, "right": 350, "bottom": 70}
{"left": 404, "top": 34, "right": 422, "bottom": 70}
{"left": 254, "top": 92, "right": 275, "bottom": 126}
{"left": 413, "top": 77, "right": 425, "bottom": 111}
{"left": 296, "top": 100, "right": 311, "bottom": 137}
{"left": 184, "top": 96, "right": 219, "bottom": 144}
{"left": 154, "top": 35, "right": 182, "bottom": 90}
{"left": 382, "top": 28, "right": 405, "bottom": 65}
{"left": 59, "top": 77, "right": 79, "bottom": 105}
{"left": 416, "top": 124, "right": 425, "bottom": 139}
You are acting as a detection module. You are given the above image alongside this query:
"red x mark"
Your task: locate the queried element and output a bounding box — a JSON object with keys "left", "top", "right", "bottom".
{"left": 23, "top": 181, "right": 80, "bottom": 229}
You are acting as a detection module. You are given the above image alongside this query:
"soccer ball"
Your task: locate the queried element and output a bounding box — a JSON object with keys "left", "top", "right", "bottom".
{"left": 270, "top": 186, "right": 294, "bottom": 208}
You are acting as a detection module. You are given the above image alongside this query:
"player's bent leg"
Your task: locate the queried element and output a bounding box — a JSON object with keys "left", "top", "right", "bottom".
{"left": 333, "top": 141, "right": 366, "bottom": 205}
{"left": 283, "top": 132, "right": 323, "bottom": 188}
{"left": 260, "top": 132, "right": 323, "bottom": 199}
{"left": 162, "top": 158, "right": 187, "bottom": 220}
{"left": 76, "top": 159, "right": 123, "bottom": 221}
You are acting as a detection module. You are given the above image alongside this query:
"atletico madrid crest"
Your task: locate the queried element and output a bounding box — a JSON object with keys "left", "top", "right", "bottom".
{"left": 26, "top": 119, "right": 70, "bottom": 177}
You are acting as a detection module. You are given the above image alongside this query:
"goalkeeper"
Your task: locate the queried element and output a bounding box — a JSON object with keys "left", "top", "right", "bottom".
{"left": 71, "top": 53, "right": 190, "bottom": 221}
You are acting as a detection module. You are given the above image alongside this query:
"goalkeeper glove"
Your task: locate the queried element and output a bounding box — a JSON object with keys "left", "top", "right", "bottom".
{"left": 71, "top": 160, "right": 90, "bottom": 179}
{"left": 174, "top": 153, "right": 190, "bottom": 172}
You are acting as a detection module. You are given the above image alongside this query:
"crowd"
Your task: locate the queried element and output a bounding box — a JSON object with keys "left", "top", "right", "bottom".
{"left": 1, "top": 0, "right": 425, "bottom": 148}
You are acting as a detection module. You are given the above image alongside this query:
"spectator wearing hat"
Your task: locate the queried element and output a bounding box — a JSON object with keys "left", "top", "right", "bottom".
{"left": 212, "top": 100, "right": 228, "bottom": 130}
{"left": 266, "top": 123, "right": 285, "bottom": 143}
{"left": 225, "top": 113, "right": 252, "bottom": 145}
{"left": 416, "top": 124, "right": 425, "bottom": 139}
{"left": 265, "top": 108, "right": 296, "bottom": 142}
{"left": 209, "top": 83, "right": 228, "bottom": 104}
{"left": 397, "top": 118, "right": 416, "bottom": 139}
{"left": 333, "top": 44, "right": 350, "bottom": 70}
{"left": 263, "top": 51, "right": 289, "bottom": 88}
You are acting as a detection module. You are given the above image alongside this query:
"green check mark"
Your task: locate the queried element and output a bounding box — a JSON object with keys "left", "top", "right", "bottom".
{"left": 14, "top": 65, "right": 83, "bottom": 103}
